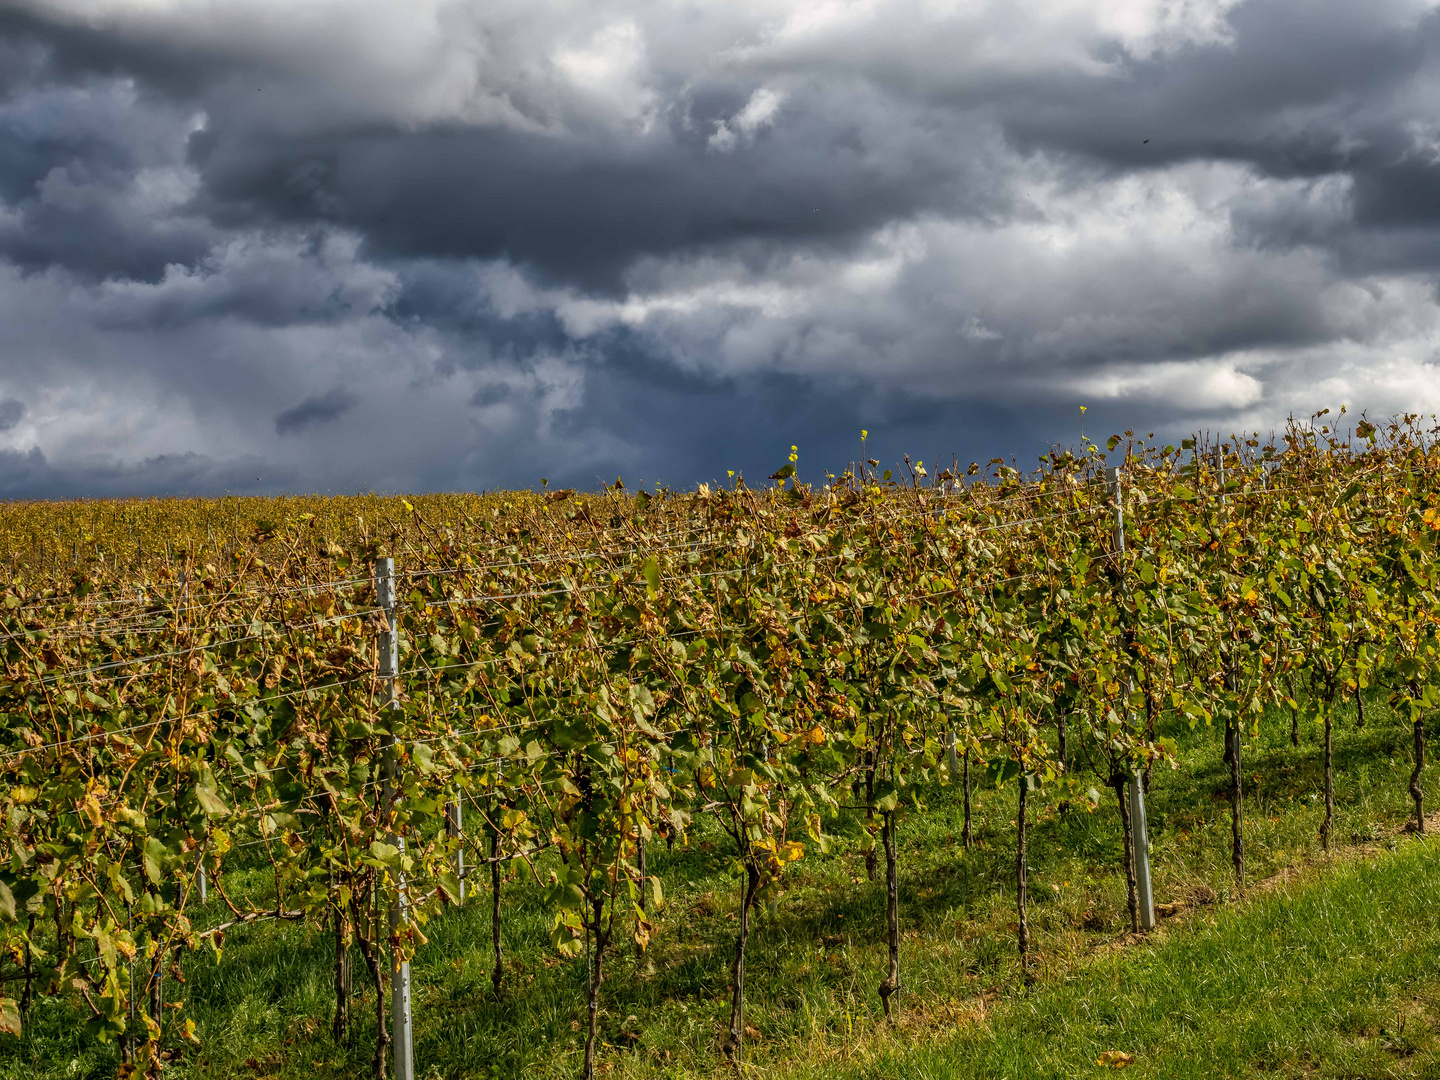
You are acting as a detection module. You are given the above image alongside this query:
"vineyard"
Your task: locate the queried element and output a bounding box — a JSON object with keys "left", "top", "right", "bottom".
{"left": 1, "top": 411, "right": 1438, "bottom": 1080}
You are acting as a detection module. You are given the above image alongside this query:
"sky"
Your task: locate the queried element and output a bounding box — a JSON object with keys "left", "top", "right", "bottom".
{"left": 1, "top": 0, "right": 1439, "bottom": 498}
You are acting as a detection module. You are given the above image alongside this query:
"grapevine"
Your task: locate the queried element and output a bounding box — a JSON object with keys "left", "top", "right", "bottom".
{"left": 1, "top": 412, "right": 1438, "bottom": 1078}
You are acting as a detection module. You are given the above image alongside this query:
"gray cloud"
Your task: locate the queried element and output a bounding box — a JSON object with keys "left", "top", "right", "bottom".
{"left": 0, "top": 76, "right": 215, "bottom": 280}
{"left": 0, "top": 445, "right": 285, "bottom": 500}
{"left": 0, "top": 399, "right": 23, "bottom": 431}
{"left": 1, "top": 0, "right": 1440, "bottom": 498}
{"left": 275, "top": 388, "right": 357, "bottom": 435}
{"left": 180, "top": 89, "right": 1003, "bottom": 292}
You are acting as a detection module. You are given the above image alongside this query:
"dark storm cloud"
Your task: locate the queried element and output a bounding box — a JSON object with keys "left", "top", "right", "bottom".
{"left": 22, "top": 0, "right": 1422, "bottom": 290}
{"left": 181, "top": 96, "right": 1000, "bottom": 293}
{"left": 0, "top": 187, "right": 211, "bottom": 282}
{"left": 1353, "top": 162, "right": 1440, "bottom": 230}
{"left": 389, "top": 260, "right": 574, "bottom": 358}
{"left": 538, "top": 337, "right": 1033, "bottom": 490}
{"left": 978, "top": 0, "right": 1440, "bottom": 279}
{"left": 997, "top": 0, "right": 1433, "bottom": 177}
{"left": 469, "top": 383, "right": 513, "bottom": 407}
{"left": 0, "top": 67, "right": 215, "bottom": 280}
{"left": 0, "top": 445, "right": 285, "bottom": 500}
{"left": 1, "top": 0, "right": 1440, "bottom": 499}
{"left": 0, "top": 6, "right": 235, "bottom": 99}
{"left": 275, "top": 388, "right": 357, "bottom": 435}
{"left": 0, "top": 400, "right": 23, "bottom": 431}
{"left": 6, "top": 0, "right": 1437, "bottom": 288}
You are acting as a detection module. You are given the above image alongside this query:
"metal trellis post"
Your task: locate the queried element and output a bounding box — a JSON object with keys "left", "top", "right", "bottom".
{"left": 184, "top": 569, "right": 208, "bottom": 905}
{"left": 376, "top": 558, "right": 415, "bottom": 1080}
{"left": 448, "top": 798, "right": 465, "bottom": 904}
{"left": 1217, "top": 443, "right": 1245, "bottom": 887}
{"left": 1214, "top": 443, "right": 1225, "bottom": 508}
{"left": 1107, "top": 466, "right": 1155, "bottom": 931}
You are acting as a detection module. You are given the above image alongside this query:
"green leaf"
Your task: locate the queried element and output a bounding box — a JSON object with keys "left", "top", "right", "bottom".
{"left": 0, "top": 998, "right": 18, "bottom": 1037}
{"left": 195, "top": 786, "right": 231, "bottom": 817}
{"left": 368, "top": 841, "right": 401, "bottom": 867}
{"left": 437, "top": 871, "right": 463, "bottom": 904}
{"left": 115, "top": 806, "right": 146, "bottom": 830}
{"left": 1107, "top": 435, "right": 1122, "bottom": 452}
{"left": 642, "top": 558, "right": 661, "bottom": 595}
{"left": 985, "top": 757, "right": 1021, "bottom": 787}
{"left": 143, "top": 837, "right": 165, "bottom": 885}
{"left": 552, "top": 883, "right": 586, "bottom": 910}
{"left": 0, "top": 881, "right": 14, "bottom": 922}
{"left": 95, "top": 925, "right": 117, "bottom": 971}
{"left": 551, "top": 922, "right": 585, "bottom": 956}
{"left": 872, "top": 782, "right": 900, "bottom": 813}
{"left": 648, "top": 876, "right": 664, "bottom": 912}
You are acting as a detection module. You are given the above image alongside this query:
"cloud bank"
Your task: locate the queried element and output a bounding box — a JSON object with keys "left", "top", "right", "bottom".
{"left": 1, "top": 0, "right": 1439, "bottom": 497}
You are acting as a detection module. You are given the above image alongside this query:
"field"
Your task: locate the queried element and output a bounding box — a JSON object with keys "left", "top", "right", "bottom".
{"left": 2, "top": 414, "right": 1440, "bottom": 1079}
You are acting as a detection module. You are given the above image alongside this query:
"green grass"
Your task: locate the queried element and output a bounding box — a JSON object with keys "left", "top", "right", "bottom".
{"left": 777, "top": 836, "right": 1440, "bottom": 1080}
{"left": 5, "top": 696, "right": 1439, "bottom": 1079}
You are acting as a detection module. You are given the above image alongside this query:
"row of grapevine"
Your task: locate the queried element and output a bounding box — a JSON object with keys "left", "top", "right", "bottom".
{"left": 1, "top": 412, "right": 1436, "bottom": 1079}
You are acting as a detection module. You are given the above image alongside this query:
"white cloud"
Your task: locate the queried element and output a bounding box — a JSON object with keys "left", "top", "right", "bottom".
{"left": 552, "top": 21, "right": 659, "bottom": 132}
{"left": 1070, "top": 359, "right": 1264, "bottom": 411}
{"left": 13, "top": 0, "right": 1263, "bottom": 137}
{"left": 466, "top": 157, "right": 1440, "bottom": 440}
{"left": 710, "top": 86, "right": 786, "bottom": 151}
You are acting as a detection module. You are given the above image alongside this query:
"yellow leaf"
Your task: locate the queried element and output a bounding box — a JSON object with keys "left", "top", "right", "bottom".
{"left": 1098, "top": 1050, "right": 1135, "bottom": 1068}
{"left": 80, "top": 793, "right": 104, "bottom": 830}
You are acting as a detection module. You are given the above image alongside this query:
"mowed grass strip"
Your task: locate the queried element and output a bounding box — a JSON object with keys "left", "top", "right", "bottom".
{"left": 792, "top": 836, "right": 1440, "bottom": 1080}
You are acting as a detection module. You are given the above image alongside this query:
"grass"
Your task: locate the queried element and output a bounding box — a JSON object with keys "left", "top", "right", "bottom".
{"left": 776, "top": 834, "right": 1440, "bottom": 1080}
{"left": 5, "top": 694, "right": 1439, "bottom": 1079}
